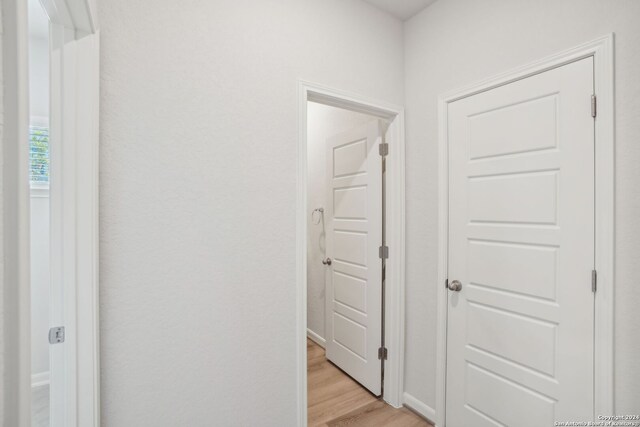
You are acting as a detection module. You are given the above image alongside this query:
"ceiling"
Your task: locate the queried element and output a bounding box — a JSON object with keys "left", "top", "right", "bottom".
{"left": 360, "top": 0, "right": 438, "bottom": 20}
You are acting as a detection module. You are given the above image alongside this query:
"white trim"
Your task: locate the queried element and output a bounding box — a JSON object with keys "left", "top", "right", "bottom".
{"left": 403, "top": 392, "right": 436, "bottom": 425}
{"left": 435, "top": 84, "right": 449, "bottom": 427}
{"left": 49, "top": 22, "right": 101, "bottom": 427}
{"left": 436, "top": 34, "right": 615, "bottom": 426}
{"left": 41, "top": 0, "right": 99, "bottom": 33}
{"left": 30, "top": 115, "right": 50, "bottom": 127}
{"left": 0, "top": 0, "right": 31, "bottom": 427}
{"left": 306, "top": 329, "right": 326, "bottom": 348}
{"left": 31, "top": 372, "right": 50, "bottom": 388}
{"left": 4, "top": 0, "right": 100, "bottom": 425}
{"left": 592, "top": 34, "right": 615, "bottom": 417}
{"left": 30, "top": 185, "right": 50, "bottom": 198}
{"left": 73, "top": 29, "right": 101, "bottom": 427}
{"left": 382, "top": 106, "right": 406, "bottom": 410}
{"left": 298, "top": 80, "right": 406, "bottom": 425}
{"left": 3, "top": 1, "right": 32, "bottom": 425}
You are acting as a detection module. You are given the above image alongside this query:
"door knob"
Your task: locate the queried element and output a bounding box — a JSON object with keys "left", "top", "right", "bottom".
{"left": 322, "top": 258, "right": 332, "bottom": 266}
{"left": 448, "top": 280, "right": 462, "bottom": 292}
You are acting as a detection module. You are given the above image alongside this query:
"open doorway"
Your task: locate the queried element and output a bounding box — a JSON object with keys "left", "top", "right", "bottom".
{"left": 28, "top": 0, "right": 51, "bottom": 424}
{"left": 299, "top": 83, "right": 429, "bottom": 426}
{"left": 2, "top": 0, "right": 101, "bottom": 424}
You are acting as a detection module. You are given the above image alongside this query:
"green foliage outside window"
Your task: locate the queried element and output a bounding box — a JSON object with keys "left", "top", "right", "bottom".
{"left": 30, "top": 126, "right": 49, "bottom": 184}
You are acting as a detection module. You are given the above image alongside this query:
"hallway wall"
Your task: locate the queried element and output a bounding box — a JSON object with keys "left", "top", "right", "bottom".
{"left": 306, "top": 102, "right": 375, "bottom": 343}
{"left": 98, "top": 0, "right": 404, "bottom": 424}
{"left": 403, "top": 0, "right": 640, "bottom": 415}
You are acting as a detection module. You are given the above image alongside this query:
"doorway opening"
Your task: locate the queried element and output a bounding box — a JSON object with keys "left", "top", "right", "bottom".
{"left": 298, "top": 82, "right": 421, "bottom": 426}
{"left": 4, "top": 0, "right": 100, "bottom": 424}
{"left": 28, "top": 0, "right": 51, "bottom": 424}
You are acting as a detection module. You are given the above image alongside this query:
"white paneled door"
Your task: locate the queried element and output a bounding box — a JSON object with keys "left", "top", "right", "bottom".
{"left": 325, "top": 120, "right": 383, "bottom": 396}
{"left": 446, "top": 58, "right": 595, "bottom": 425}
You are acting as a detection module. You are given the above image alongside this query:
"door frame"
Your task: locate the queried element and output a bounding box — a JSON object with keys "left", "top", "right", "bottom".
{"left": 435, "top": 34, "right": 615, "bottom": 427}
{"left": 2, "top": 0, "right": 100, "bottom": 426}
{"left": 297, "top": 80, "right": 406, "bottom": 425}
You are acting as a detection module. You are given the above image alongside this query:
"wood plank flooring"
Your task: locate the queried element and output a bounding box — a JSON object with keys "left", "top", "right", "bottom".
{"left": 308, "top": 339, "right": 433, "bottom": 427}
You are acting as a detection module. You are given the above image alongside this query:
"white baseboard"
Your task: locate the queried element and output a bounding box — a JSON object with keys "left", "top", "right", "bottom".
{"left": 403, "top": 392, "right": 436, "bottom": 425}
{"left": 306, "top": 328, "right": 326, "bottom": 348}
{"left": 31, "top": 371, "right": 50, "bottom": 388}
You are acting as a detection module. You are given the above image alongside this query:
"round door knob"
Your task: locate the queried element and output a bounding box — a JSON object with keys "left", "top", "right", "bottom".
{"left": 448, "top": 280, "right": 462, "bottom": 292}
{"left": 322, "top": 258, "right": 332, "bottom": 266}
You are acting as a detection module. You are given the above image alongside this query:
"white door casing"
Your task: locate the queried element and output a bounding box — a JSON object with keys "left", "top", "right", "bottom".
{"left": 3, "top": 0, "right": 99, "bottom": 425}
{"left": 299, "top": 81, "right": 407, "bottom": 425}
{"left": 49, "top": 25, "right": 100, "bottom": 427}
{"left": 325, "top": 120, "right": 383, "bottom": 396}
{"left": 445, "top": 57, "right": 595, "bottom": 426}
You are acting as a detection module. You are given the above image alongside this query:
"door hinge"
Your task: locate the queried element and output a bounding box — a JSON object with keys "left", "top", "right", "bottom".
{"left": 379, "top": 245, "right": 389, "bottom": 259}
{"left": 378, "top": 347, "right": 388, "bottom": 360}
{"left": 49, "top": 326, "right": 65, "bottom": 344}
{"left": 591, "top": 94, "right": 597, "bottom": 118}
{"left": 379, "top": 143, "right": 389, "bottom": 157}
{"left": 592, "top": 269, "right": 597, "bottom": 293}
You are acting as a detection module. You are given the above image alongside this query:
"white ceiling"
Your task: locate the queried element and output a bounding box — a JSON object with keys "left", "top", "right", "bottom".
{"left": 360, "top": 0, "right": 438, "bottom": 20}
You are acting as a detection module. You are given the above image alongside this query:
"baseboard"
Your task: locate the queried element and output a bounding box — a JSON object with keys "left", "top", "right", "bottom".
{"left": 403, "top": 392, "right": 436, "bottom": 425}
{"left": 306, "top": 328, "right": 326, "bottom": 348}
{"left": 31, "top": 371, "right": 50, "bottom": 388}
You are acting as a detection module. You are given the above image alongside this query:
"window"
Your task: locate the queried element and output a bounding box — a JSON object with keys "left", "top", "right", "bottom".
{"left": 29, "top": 125, "right": 50, "bottom": 185}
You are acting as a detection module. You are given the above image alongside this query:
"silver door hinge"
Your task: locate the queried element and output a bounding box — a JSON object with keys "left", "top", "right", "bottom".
{"left": 591, "top": 95, "right": 597, "bottom": 118}
{"left": 49, "top": 326, "right": 65, "bottom": 344}
{"left": 378, "top": 347, "right": 388, "bottom": 360}
{"left": 592, "top": 270, "right": 597, "bottom": 293}
{"left": 379, "top": 245, "right": 389, "bottom": 259}
{"left": 379, "top": 143, "right": 389, "bottom": 156}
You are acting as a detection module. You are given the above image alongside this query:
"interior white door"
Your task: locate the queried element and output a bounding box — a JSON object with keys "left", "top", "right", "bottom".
{"left": 325, "top": 120, "right": 383, "bottom": 396}
{"left": 446, "top": 57, "right": 595, "bottom": 426}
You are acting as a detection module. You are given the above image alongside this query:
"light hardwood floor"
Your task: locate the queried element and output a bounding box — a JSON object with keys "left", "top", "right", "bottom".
{"left": 308, "top": 339, "right": 433, "bottom": 427}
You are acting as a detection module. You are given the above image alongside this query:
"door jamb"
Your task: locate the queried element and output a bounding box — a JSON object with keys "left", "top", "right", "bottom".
{"left": 435, "top": 34, "right": 615, "bottom": 426}
{"left": 2, "top": 0, "right": 100, "bottom": 425}
{"left": 297, "top": 80, "right": 406, "bottom": 425}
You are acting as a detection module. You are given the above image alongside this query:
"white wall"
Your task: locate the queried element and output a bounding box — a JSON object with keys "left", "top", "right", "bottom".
{"left": 403, "top": 0, "right": 640, "bottom": 414}
{"left": 306, "top": 102, "right": 376, "bottom": 342}
{"left": 98, "top": 0, "right": 404, "bottom": 424}
{"left": 28, "top": 35, "right": 48, "bottom": 120}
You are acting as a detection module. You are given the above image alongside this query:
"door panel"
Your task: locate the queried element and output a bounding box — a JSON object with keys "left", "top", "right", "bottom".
{"left": 446, "top": 58, "right": 595, "bottom": 425}
{"left": 325, "top": 120, "right": 382, "bottom": 396}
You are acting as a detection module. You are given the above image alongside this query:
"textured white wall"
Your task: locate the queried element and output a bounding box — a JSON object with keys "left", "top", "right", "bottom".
{"left": 98, "top": 1, "right": 403, "bottom": 424}
{"left": 403, "top": 0, "right": 640, "bottom": 414}
{"left": 306, "top": 102, "right": 375, "bottom": 341}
